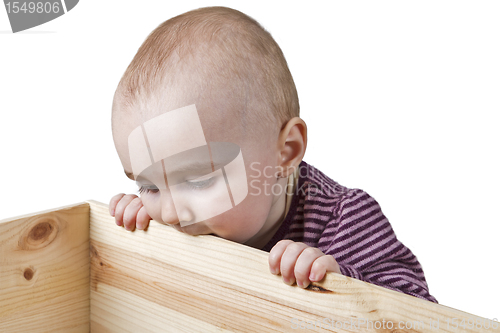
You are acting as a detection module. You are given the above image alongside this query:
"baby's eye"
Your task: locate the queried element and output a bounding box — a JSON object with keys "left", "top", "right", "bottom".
{"left": 185, "top": 177, "right": 215, "bottom": 190}
{"left": 138, "top": 185, "right": 159, "bottom": 194}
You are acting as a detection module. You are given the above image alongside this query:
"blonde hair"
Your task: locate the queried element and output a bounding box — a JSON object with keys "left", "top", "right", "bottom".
{"left": 113, "top": 6, "right": 299, "bottom": 134}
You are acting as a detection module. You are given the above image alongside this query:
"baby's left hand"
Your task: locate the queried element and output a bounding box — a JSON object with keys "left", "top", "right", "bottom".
{"left": 269, "top": 240, "right": 341, "bottom": 288}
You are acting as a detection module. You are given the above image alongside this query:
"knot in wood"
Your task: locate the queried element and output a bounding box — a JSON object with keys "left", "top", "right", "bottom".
{"left": 18, "top": 216, "right": 60, "bottom": 250}
{"left": 23, "top": 268, "right": 34, "bottom": 280}
{"left": 29, "top": 222, "right": 53, "bottom": 241}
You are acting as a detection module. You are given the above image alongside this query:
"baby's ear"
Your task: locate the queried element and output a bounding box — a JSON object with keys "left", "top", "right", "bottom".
{"left": 276, "top": 117, "right": 307, "bottom": 177}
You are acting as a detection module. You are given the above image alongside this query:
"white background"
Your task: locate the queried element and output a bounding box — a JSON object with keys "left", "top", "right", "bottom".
{"left": 1, "top": 0, "right": 498, "bottom": 320}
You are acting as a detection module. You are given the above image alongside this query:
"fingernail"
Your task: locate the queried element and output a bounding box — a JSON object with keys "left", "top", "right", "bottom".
{"left": 309, "top": 273, "right": 317, "bottom": 281}
{"left": 297, "top": 281, "right": 303, "bottom": 288}
{"left": 111, "top": 209, "right": 115, "bottom": 216}
{"left": 116, "top": 220, "right": 122, "bottom": 226}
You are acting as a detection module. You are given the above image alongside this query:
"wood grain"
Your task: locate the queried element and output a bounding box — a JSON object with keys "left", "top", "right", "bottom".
{"left": 1, "top": 200, "right": 496, "bottom": 332}
{"left": 0, "top": 202, "right": 90, "bottom": 333}
{"left": 87, "top": 199, "right": 498, "bottom": 333}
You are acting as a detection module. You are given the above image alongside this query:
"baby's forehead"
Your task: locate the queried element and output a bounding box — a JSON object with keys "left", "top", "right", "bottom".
{"left": 118, "top": 81, "right": 252, "bottom": 138}
{"left": 124, "top": 102, "right": 242, "bottom": 152}
{"left": 113, "top": 85, "right": 275, "bottom": 178}
{"left": 124, "top": 103, "right": 266, "bottom": 184}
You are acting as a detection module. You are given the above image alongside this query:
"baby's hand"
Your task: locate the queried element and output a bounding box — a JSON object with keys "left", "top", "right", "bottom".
{"left": 268, "top": 240, "right": 341, "bottom": 288}
{"left": 109, "top": 193, "right": 151, "bottom": 231}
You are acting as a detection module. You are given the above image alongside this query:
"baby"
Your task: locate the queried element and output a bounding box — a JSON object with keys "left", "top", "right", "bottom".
{"left": 109, "top": 6, "right": 437, "bottom": 303}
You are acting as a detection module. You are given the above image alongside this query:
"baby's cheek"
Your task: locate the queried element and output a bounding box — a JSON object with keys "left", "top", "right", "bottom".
{"left": 140, "top": 195, "right": 161, "bottom": 222}
{"left": 203, "top": 206, "right": 245, "bottom": 240}
{"left": 233, "top": 196, "right": 271, "bottom": 237}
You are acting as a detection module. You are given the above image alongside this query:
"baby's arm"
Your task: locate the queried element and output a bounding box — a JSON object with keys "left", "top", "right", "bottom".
{"left": 323, "top": 189, "right": 437, "bottom": 303}
{"left": 109, "top": 193, "right": 151, "bottom": 231}
{"left": 268, "top": 240, "right": 341, "bottom": 288}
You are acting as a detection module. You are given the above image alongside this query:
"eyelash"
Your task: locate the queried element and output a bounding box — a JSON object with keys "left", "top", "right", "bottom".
{"left": 138, "top": 178, "right": 215, "bottom": 194}
{"left": 138, "top": 186, "right": 158, "bottom": 195}
{"left": 186, "top": 177, "right": 214, "bottom": 190}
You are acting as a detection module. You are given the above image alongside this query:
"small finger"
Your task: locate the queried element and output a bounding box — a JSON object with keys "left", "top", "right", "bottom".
{"left": 114, "top": 194, "right": 138, "bottom": 227}
{"left": 294, "top": 247, "right": 324, "bottom": 288}
{"left": 136, "top": 206, "right": 152, "bottom": 230}
{"left": 268, "top": 240, "right": 294, "bottom": 275}
{"left": 280, "top": 242, "right": 309, "bottom": 285}
{"left": 109, "top": 193, "right": 126, "bottom": 217}
{"left": 122, "top": 197, "right": 143, "bottom": 231}
{"left": 309, "top": 255, "right": 340, "bottom": 282}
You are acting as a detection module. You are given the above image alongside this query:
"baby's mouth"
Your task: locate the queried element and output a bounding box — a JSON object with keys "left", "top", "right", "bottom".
{"left": 171, "top": 223, "right": 198, "bottom": 235}
{"left": 171, "top": 223, "right": 215, "bottom": 237}
{"left": 171, "top": 224, "right": 185, "bottom": 233}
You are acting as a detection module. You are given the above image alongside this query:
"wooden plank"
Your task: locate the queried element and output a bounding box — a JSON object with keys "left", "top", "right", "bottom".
{"left": 0, "top": 202, "right": 90, "bottom": 333}
{"left": 88, "top": 199, "right": 499, "bottom": 333}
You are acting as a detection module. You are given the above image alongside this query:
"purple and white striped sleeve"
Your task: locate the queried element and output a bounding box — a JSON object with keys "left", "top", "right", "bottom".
{"left": 323, "top": 189, "right": 437, "bottom": 303}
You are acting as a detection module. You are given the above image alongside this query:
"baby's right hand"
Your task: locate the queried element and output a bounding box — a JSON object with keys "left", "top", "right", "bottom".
{"left": 109, "top": 193, "right": 151, "bottom": 231}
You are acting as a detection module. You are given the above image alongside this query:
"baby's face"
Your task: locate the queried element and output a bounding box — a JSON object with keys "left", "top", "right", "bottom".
{"left": 114, "top": 102, "right": 285, "bottom": 246}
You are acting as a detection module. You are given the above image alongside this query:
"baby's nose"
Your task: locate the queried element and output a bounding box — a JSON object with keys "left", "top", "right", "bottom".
{"left": 161, "top": 192, "right": 198, "bottom": 226}
{"left": 161, "top": 208, "right": 180, "bottom": 225}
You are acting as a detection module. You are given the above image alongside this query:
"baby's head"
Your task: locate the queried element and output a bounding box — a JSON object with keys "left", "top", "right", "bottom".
{"left": 112, "top": 6, "right": 307, "bottom": 247}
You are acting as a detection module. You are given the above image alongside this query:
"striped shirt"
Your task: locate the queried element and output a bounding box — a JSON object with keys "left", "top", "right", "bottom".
{"left": 262, "top": 161, "right": 437, "bottom": 303}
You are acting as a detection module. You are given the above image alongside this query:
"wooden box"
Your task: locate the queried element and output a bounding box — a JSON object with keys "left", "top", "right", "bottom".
{"left": 1, "top": 200, "right": 497, "bottom": 332}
